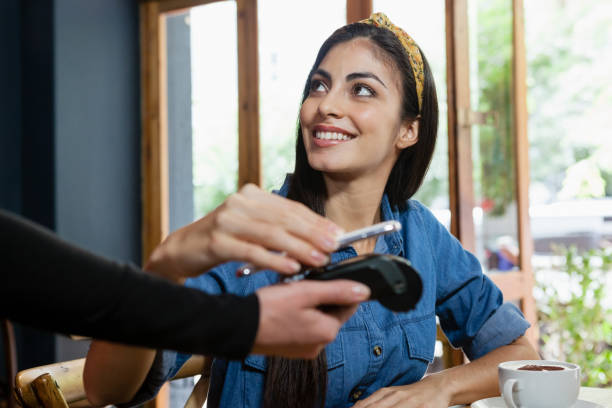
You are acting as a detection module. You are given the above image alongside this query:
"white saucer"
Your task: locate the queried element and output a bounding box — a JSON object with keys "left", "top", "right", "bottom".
{"left": 470, "top": 397, "right": 604, "bottom": 408}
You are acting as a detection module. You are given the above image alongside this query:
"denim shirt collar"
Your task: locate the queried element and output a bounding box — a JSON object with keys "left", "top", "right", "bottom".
{"left": 276, "top": 174, "right": 405, "bottom": 258}
{"left": 379, "top": 194, "right": 404, "bottom": 257}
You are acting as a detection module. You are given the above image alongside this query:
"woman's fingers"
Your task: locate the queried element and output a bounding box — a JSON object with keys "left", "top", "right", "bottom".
{"left": 215, "top": 212, "right": 331, "bottom": 269}
{"left": 207, "top": 232, "right": 302, "bottom": 274}
{"left": 208, "top": 185, "right": 344, "bottom": 269}
{"left": 230, "top": 185, "right": 343, "bottom": 253}
{"left": 239, "top": 184, "right": 332, "bottom": 228}
{"left": 148, "top": 185, "right": 344, "bottom": 279}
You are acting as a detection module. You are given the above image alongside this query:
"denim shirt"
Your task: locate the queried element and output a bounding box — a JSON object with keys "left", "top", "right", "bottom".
{"left": 130, "top": 178, "right": 530, "bottom": 408}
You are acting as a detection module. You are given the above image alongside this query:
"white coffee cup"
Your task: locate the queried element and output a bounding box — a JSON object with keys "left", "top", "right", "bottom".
{"left": 498, "top": 360, "right": 580, "bottom": 408}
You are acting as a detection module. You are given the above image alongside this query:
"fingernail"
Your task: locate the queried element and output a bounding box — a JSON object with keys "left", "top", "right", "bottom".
{"left": 286, "top": 259, "right": 301, "bottom": 273}
{"left": 321, "top": 237, "right": 338, "bottom": 252}
{"left": 311, "top": 250, "right": 329, "bottom": 264}
{"left": 328, "top": 224, "right": 345, "bottom": 237}
{"left": 352, "top": 284, "right": 370, "bottom": 299}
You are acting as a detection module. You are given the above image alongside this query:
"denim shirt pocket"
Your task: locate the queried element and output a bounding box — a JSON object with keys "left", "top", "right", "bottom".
{"left": 242, "top": 333, "right": 345, "bottom": 371}
{"left": 326, "top": 330, "right": 345, "bottom": 370}
{"left": 398, "top": 314, "right": 437, "bottom": 365}
{"left": 324, "top": 332, "right": 345, "bottom": 408}
{"left": 242, "top": 355, "right": 266, "bottom": 407}
{"left": 242, "top": 334, "right": 346, "bottom": 408}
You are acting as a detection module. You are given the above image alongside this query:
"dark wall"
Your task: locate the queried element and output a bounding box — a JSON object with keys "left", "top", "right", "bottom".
{"left": 53, "top": 0, "right": 141, "bottom": 361}
{"left": 0, "top": 0, "right": 141, "bottom": 372}
{"left": 1, "top": 0, "right": 57, "bottom": 376}
{"left": 0, "top": 1, "right": 21, "bottom": 388}
{"left": 54, "top": 0, "right": 140, "bottom": 261}
{"left": 21, "top": 0, "right": 56, "bottom": 230}
{"left": 0, "top": 0, "right": 22, "bottom": 214}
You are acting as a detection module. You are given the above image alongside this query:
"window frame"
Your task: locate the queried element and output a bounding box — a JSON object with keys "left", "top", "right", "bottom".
{"left": 445, "top": 0, "right": 537, "bottom": 346}
{"left": 140, "top": 0, "right": 260, "bottom": 263}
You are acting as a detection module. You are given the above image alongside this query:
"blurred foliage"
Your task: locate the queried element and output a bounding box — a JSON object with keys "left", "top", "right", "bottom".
{"left": 193, "top": 136, "right": 238, "bottom": 218}
{"left": 536, "top": 247, "right": 612, "bottom": 387}
{"left": 473, "top": 0, "right": 516, "bottom": 216}
{"left": 457, "top": 0, "right": 612, "bottom": 213}
{"left": 526, "top": 0, "right": 612, "bottom": 202}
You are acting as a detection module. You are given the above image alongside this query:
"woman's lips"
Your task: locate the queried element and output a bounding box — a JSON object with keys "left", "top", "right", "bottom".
{"left": 311, "top": 125, "right": 355, "bottom": 147}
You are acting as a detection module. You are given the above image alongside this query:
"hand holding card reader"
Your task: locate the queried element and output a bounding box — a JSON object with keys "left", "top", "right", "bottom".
{"left": 302, "top": 254, "right": 423, "bottom": 312}
{"left": 237, "top": 220, "right": 403, "bottom": 277}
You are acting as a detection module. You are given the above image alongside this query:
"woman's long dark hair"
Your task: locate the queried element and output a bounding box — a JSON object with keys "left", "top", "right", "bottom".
{"left": 263, "top": 22, "right": 439, "bottom": 408}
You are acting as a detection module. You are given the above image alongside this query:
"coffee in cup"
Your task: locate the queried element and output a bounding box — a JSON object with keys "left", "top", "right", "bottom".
{"left": 498, "top": 360, "right": 580, "bottom": 408}
{"left": 517, "top": 364, "right": 565, "bottom": 371}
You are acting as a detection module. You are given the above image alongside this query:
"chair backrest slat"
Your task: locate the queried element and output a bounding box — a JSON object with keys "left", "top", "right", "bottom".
{"left": 14, "top": 356, "right": 208, "bottom": 407}
{"left": 31, "top": 374, "right": 70, "bottom": 408}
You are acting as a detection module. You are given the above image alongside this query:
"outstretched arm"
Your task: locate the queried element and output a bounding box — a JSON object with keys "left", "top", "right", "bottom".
{"left": 0, "top": 209, "right": 256, "bottom": 357}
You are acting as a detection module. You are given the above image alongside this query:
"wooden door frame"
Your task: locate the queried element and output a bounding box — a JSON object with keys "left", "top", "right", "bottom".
{"left": 347, "top": 0, "right": 372, "bottom": 23}
{"left": 140, "top": 0, "right": 260, "bottom": 261}
{"left": 511, "top": 0, "right": 538, "bottom": 345}
{"left": 445, "top": 0, "right": 538, "bottom": 346}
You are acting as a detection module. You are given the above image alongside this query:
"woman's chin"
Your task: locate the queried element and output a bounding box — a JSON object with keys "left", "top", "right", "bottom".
{"left": 308, "top": 161, "right": 344, "bottom": 174}
{"left": 310, "top": 164, "right": 361, "bottom": 181}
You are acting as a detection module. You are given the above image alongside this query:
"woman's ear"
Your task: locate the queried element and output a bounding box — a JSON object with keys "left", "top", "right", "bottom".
{"left": 396, "top": 118, "right": 419, "bottom": 149}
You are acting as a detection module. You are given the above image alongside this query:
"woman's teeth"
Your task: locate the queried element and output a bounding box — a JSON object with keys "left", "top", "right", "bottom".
{"left": 314, "top": 131, "right": 352, "bottom": 141}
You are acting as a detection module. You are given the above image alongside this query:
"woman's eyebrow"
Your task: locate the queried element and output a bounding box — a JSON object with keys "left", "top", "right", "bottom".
{"left": 346, "top": 72, "right": 387, "bottom": 88}
{"left": 313, "top": 69, "right": 332, "bottom": 82}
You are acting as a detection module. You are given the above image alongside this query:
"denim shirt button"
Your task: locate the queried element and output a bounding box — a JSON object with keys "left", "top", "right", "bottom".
{"left": 350, "top": 388, "right": 364, "bottom": 402}
{"left": 373, "top": 345, "right": 382, "bottom": 356}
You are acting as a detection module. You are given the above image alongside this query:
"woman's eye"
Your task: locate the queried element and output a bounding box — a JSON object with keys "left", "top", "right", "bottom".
{"left": 310, "top": 80, "right": 327, "bottom": 93}
{"left": 354, "top": 84, "right": 374, "bottom": 97}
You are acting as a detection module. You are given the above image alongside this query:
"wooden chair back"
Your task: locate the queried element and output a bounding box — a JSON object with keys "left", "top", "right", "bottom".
{"left": 14, "top": 356, "right": 207, "bottom": 408}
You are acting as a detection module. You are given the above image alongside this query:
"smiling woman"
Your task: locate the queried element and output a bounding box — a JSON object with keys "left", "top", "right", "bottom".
{"left": 92, "top": 11, "right": 538, "bottom": 408}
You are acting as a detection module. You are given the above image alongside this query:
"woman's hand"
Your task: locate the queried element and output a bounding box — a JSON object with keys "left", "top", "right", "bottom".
{"left": 353, "top": 374, "right": 452, "bottom": 408}
{"left": 145, "top": 183, "right": 343, "bottom": 282}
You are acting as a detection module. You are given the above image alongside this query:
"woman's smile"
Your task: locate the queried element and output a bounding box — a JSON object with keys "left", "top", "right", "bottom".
{"left": 312, "top": 124, "right": 356, "bottom": 147}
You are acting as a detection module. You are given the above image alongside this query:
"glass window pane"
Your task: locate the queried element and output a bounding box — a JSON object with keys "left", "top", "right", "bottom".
{"left": 165, "top": 1, "right": 239, "bottom": 232}
{"left": 166, "top": 10, "right": 194, "bottom": 232}
{"left": 258, "top": 0, "right": 345, "bottom": 191}
{"left": 526, "top": 0, "right": 612, "bottom": 254}
{"left": 373, "top": 0, "right": 450, "bottom": 229}
{"left": 191, "top": 3, "right": 238, "bottom": 219}
{"left": 468, "top": 0, "right": 519, "bottom": 273}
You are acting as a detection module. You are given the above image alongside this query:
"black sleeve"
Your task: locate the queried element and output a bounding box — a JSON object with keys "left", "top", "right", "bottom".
{"left": 0, "top": 210, "right": 258, "bottom": 360}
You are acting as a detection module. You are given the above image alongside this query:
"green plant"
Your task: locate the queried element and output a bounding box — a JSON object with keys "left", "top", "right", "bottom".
{"left": 535, "top": 246, "right": 612, "bottom": 387}
{"left": 474, "top": 0, "right": 517, "bottom": 216}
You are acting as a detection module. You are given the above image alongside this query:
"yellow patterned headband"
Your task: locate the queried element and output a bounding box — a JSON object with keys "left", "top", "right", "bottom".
{"left": 360, "top": 12, "right": 424, "bottom": 111}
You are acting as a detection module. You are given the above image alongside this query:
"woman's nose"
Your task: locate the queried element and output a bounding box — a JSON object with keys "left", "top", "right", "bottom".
{"left": 318, "top": 89, "right": 344, "bottom": 118}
